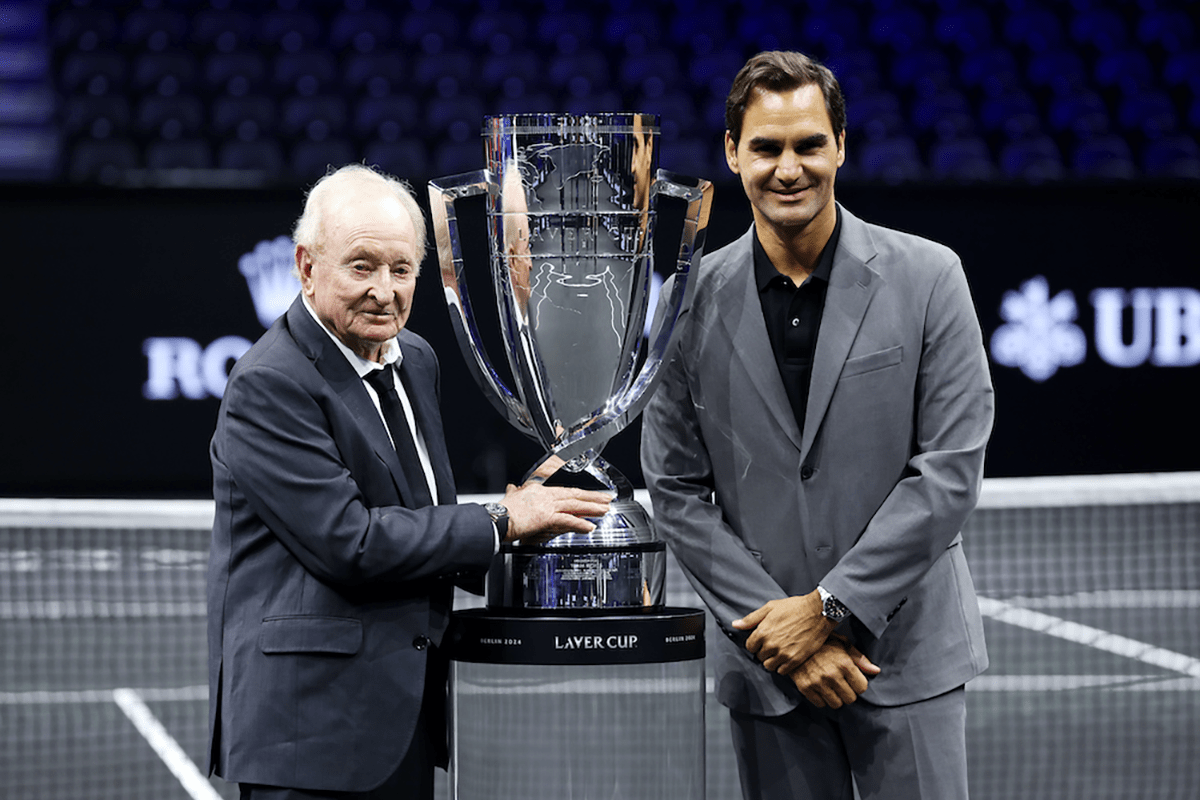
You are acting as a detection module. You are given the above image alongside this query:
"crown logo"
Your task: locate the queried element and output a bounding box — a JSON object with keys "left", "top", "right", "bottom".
{"left": 239, "top": 236, "right": 301, "bottom": 328}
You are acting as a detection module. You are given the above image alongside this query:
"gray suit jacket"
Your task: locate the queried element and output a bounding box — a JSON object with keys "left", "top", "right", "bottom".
{"left": 641, "top": 206, "right": 994, "bottom": 716}
{"left": 207, "top": 297, "right": 495, "bottom": 791}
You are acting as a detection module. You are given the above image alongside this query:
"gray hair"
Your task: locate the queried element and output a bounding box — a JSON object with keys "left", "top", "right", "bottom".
{"left": 292, "top": 163, "right": 427, "bottom": 263}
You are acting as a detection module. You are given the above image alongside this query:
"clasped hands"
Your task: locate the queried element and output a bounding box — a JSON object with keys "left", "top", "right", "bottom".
{"left": 732, "top": 591, "right": 881, "bottom": 709}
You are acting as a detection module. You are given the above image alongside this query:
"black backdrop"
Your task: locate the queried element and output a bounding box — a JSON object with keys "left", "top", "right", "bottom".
{"left": 3, "top": 181, "right": 1197, "bottom": 497}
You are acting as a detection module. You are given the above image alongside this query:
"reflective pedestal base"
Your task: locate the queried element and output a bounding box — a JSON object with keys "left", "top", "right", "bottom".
{"left": 447, "top": 608, "right": 706, "bottom": 800}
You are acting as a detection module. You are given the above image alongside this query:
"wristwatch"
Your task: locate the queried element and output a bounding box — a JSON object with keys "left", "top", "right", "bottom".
{"left": 817, "top": 585, "right": 852, "bottom": 624}
{"left": 484, "top": 502, "right": 509, "bottom": 543}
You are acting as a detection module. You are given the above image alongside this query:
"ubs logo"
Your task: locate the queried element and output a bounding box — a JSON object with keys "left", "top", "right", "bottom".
{"left": 143, "top": 236, "right": 299, "bottom": 400}
{"left": 991, "top": 276, "right": 1200, "bottom": 381}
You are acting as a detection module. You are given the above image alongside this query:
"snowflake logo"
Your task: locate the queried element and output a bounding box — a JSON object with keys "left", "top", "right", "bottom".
{"left": 990, "top": 276, "right": 1086, "bottom": 382}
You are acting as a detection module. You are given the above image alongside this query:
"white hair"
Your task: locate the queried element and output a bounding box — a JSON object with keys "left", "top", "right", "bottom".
{"left": 291, "top": 163, "right": 427, "bottom": 261}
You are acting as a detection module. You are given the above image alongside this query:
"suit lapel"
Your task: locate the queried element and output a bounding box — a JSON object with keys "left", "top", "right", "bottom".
{"left": 801, "top": 207, "right": 881, "bottom": 458}
{"left": 719, "top": 229, "right": 804, "bottom": 452}
{"left": 286, "top": 297, "right": 426, "bottom": 508}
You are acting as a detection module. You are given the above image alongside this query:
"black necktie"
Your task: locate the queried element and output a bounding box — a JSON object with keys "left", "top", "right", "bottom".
{"left": 363, "top": 367, "right": 433, "bottom": 508}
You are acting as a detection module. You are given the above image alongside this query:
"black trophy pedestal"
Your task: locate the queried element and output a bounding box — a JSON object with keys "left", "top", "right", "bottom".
{"left": 446, "top": 607, "right": 706, "bottom": 800}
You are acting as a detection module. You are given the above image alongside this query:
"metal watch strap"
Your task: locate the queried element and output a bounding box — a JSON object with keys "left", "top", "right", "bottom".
{"left": 484, "top": 502, "right": 509, "bottom": 542}
{"left": 818, "top": 585, "right": 852, "bottom": 623}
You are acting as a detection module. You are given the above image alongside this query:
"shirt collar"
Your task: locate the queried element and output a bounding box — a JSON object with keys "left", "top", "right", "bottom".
{"left": 301, "top": 295, "right": 403, "bottom": 378}
{"left": 753, "top": 205, "right": 842, "bottom": 292}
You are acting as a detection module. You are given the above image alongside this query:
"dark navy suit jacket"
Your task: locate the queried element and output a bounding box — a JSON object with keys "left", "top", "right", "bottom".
{"left": 207, "top": 297, "right": 494, "bottom": 791}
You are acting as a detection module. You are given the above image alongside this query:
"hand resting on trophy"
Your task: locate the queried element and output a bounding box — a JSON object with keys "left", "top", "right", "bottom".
{"left": 497, "top": 476, "right": 613, "bottom": 545}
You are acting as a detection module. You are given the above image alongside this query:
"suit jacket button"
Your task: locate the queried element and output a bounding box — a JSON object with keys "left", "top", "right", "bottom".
{"left": 800, "top": 465, "right": 814, "bottom": 480}
{"left": 413, "top": 635, "right": 430, "bottom": 651}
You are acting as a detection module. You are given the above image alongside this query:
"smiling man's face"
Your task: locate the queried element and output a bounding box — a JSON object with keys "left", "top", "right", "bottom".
{"left": 725, "top": 83, "right": 846, "bottom": 239}
{"left": 297, "top": 176, "right": 420, "bottom": 363}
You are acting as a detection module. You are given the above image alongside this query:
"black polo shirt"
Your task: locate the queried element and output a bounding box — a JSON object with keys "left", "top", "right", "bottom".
{"left": 753, "top": 209, "right": 841, "bottom": 435}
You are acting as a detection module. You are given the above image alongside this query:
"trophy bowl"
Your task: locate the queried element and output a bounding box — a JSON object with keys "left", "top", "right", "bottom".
{"left": 430, "top": 113, "right": 712, "bottom": 613}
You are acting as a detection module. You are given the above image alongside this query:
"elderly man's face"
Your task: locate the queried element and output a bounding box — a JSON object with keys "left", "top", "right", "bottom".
{"left": 298, "top": 180, "right": 420, "bottom": 362}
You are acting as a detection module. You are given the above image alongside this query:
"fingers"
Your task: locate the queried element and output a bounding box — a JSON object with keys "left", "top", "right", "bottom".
{"left": 731, "top": 601, "right": 772, "bottom": 631}
{"left": 848, "top": 645, "right": 882, "bottom": 676}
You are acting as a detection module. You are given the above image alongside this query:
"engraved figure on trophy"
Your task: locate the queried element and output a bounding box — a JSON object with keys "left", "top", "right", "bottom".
{"left": 430, "top": 113, "right": 713, "bottom": 612}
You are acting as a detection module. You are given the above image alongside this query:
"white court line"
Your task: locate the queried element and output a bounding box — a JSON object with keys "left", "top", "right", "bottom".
{"left": 968, "top": 674, "right": 1200, "bottom": 691}
{"left": 977, "top": 596, "right": 1200, "bottom": 679}
{"left": 111, "top": 688, "right": 223, "bottom": 800}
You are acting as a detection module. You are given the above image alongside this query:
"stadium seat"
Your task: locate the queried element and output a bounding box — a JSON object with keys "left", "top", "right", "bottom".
{"left": 1003, "top": 7, "right": 1063, "bottom": 52}
{"left": 130, "top": 50, "right": 198, "bottom": 96}
{"left": 121, "top": 8, "right": 188, "bottom": 53}
{"left": 60, "top": 51, "right": 126, "bottom": 95}
{"left": 343, "top": 52, "right": 407, "bottom": 98}
{"left": 890, "top": 47, "right": 952, "bottom": 92}
{"left": 1094, "top": 49, "right": 1156, "bottom": 95}
{"left": 258, "top": 8, "right": 323, "bottom": 53}
{"left": 1049, "top": 91, "right": 1111, "bottom": 138}
{"left": 934, "top": 7, "right": 993, "bottom": 52}
{"left": 668, "top": 4, "right": 730, "bottom": 52}
{"left": 535, "top": 10, "right": 596, "bottom": 48}
{"left": 279, "top": 95, "right": 349, "bottom": 141}
{"left": 211, "top": 94, "right": 277, "bottom": 141}
{"left": 1069, "top": 8, "right": 1128, "bottom": 54}
{"left": 134, "top": 94, "right": 205, "bottom": 140}
{"left": 424, "top": 95, "right": 486, "bottom": 140}
{"left": 329, "top": 9, "right": 394, "bottom": 53}
{"left": 1027, "top": 49, "right": 1089, "bottom": 95}
{"left": 548, "top": 49, "right": 611, "bottom": 90}
{"left": 203, "top": 51, "right": 268, "bottom": 97}
{"left": 824, "top": 49, "right": 882, "bottom": 100}
{"left": 51, "top": 7, "right": 118, "bottom": 53}
{"left": 869, "top": 6, "right": 928, "bottom": 51}
{"left": 1137, "top": 8, "right": 1196, "bottom": 54}
{"left": 273, "top": 50, "right": 338, "bottom": 97}
{"left": 68, "top": 137, "right": 139, "bottom": 182}
{"left": 1142, "top": 134, "right": 1200, "bottom": 179}
{"left": 604, "top": 9, "right": 663, "bottom": 49}
{"left": 848, "top": 90, "right": 907, "bottom": 141}
{"left": 930, "top": 137, "right": 997, "bottom": 181}
{"left": 910, "top": 90, "right": 975, "bottom": 139}
{"left": 1118, "top": 92, "right": 1178, "bottom": 139}
{"left": 433, "top": 141, "right": 484, "bottom": 176}
{"left": 191, "top": 8, "right": 256, "bottom": 54}
{"left": 620, "top": 48, "right": 683, "bottom": 94}
{"left": 217, "top": 138, "right": 286, "bottom": 177}
{"left": 689, "top": 49, "right": 745, "bottom": 97}
{"left": 978, "top": 90, "right": 1041, "bottom": 139}
{"left": 737, "top": 6, "right": 796, "bottom": 51}
{"left": 999, "top": 135, "right": 1066, "bottom": 182}
{"left": 363, "top": 139, "right": 429, "bottom": 179}
{"left": 353, "top": 95, "right": 421, "bottom": 142}
{"left": 468, "top": 9, "right": 528, "bottom": 51}
{"left": 801, "top": 7, "right": 864, "bottom": 56}
{"left": 291, "top": 138, "right": 357, "bottom": 183}
{"left": 1072, "top": 134, "right": 1137, "bottom": 179}
{"left": 146, "top": 138, "right": 213, "bottom": 170}
{"left": 1164, "top": 50, "right": 1200, "bottom": 94}
{"left": 959, "top": 47, "right": 1020, "bottom": 93}
{"left": 481, "top": 52, "right": 543, "bottom": 92}
{"left": 495, "top": 92, "right": 558, "bottom": 115}
{"left": 414, "top": 52, "right": 475, "bottom": 92}
{"left": 62, "top": 95, "right": 131, "bottom": 139}
{"left": 858, "top": 136, "right": 926, "bottom": 183}
{"left": 400, "top": 7, "right": 460, "bottom": 48}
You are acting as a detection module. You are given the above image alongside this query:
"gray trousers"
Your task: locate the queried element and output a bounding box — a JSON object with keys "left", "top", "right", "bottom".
{"left": 730, "top": 686, "right": 968, "bottom": 800}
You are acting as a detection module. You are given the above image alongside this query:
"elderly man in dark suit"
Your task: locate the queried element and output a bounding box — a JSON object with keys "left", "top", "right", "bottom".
{"left": 207, "top": 164, "right": 610, "bottom": 799}
{"left": 641, "top": 51, "right": 995, "bottom": 799}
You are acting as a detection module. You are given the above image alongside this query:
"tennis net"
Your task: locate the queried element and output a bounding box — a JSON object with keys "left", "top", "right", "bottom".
{"left": 1, "top": 473, "right": 1197, "bottom": 799}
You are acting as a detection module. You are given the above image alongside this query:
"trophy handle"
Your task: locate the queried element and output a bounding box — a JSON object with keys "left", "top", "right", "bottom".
{"left": 551, "top": 169, "right": 714, "bottom": 465}
{"left": 428, "top": 170, "right": 537, "bottom": 438}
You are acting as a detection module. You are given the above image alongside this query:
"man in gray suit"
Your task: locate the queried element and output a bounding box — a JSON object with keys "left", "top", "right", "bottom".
{"left": 208, "top": 165, "right": 610, "bottom": 799}
{"left": 641, "top": 51, "right": 994, "bottom": 799}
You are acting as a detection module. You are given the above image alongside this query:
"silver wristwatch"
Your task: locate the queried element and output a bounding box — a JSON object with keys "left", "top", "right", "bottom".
{"left": 484, "top": 502, "right": 509, "bottom": 542}
{"left": 817, "top": 585, "right": 852, "bottom": 623}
